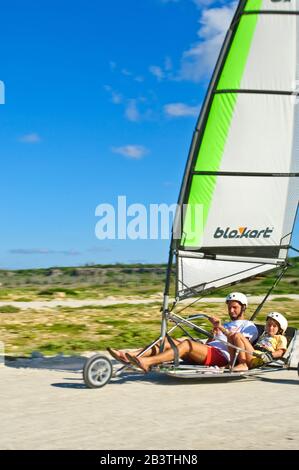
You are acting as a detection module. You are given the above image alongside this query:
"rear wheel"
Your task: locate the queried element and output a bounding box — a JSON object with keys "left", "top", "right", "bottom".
{"left": 83, "top": 355, "right": 113, "bottom": 389}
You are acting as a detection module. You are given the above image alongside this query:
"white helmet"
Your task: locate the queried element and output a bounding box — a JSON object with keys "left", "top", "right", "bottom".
{"left": 266, "top": 312, "right": 288, "bottom": 334}
{"left": 226, "top": 292, "right": 248, "bottom": 307}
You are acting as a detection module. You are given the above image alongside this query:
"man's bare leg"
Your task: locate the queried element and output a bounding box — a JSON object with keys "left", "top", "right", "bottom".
{"left": 109, "top": 338, "right": 183, "bottom": 362}
{"left": 128, "top": 339, "right": 209, "bottom": 372}
{"left": 230, "top": 334, "right": 254, "bottom": 371}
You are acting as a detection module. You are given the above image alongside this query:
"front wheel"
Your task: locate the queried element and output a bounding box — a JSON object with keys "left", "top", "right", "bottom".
{"left": 83, "top": 355, "right": 113, "bottom": 389}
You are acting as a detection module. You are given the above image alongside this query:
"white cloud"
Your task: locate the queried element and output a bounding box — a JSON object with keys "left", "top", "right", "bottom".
{"left": 87, "top": 247, "right": 112, "bottom": 253}
{"left": 19, "top": 133, "right": 41, "bottom": 143}
{"left": 179, "top": 2, "right": 237, "bottom": 82}
{"left": 121, "top": 68, "right": 133, "bottom": 77}
{"left": 149, "top": 65, "right": 165, "bottom": 81}
{"left": 192, "top": 0, "right": 217, "bottom": 7}
{"left": 109, "top": 61, "right": 144, "bottom": 83}
{"left": 199, "top": 5, "right": 236, "bottom": 38}
{"left": 109, "top": 61, "right": 117, "bottom": 70}
{"left": 105, "top": 86, "right": 153, "bottom": 122}
{"left": 0, "top": 80, "right": 5, "bottom": 104}
{"left": 164, "top": 56, "right": 173, "bottom": 72}
{"left": 104, "top": 85, "right": 123, "bottom": 104}
{"left": 112, "top": 145, "right": 149, "bottom": 160}
{"left": 161, "top": 1, "right": 220, "bottom": 6}
{"left": 125, "top": 99, "right": 141, "bottom": 122}
{"left": 9, "top": 248, "right": 81, "bottom": 256}
{"left": 149, "top": 57, "right": 174, "bottom": 82}
{"left": 111, "top": 92, "right": 123, "bottom": 104}
{"left": 164, "top": 102, "right": 200, "bottom": 117}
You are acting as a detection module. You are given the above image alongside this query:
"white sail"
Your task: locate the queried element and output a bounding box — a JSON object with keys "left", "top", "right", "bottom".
{"left": 176, "top": 0, "right": 299, "bottom": 299}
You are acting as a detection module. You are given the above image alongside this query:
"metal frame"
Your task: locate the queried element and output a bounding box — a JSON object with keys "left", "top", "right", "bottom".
{"left": 112, "top": 311, "right": 297, "bottom": 381}
{"left": 250, "top": 265, "right": 289, "bottom": 322}
{"left": 243, "top": 11, "right": 299, "bottom": 16}
{"left": 192, "top": 171, "right": 299, "bottom": 177}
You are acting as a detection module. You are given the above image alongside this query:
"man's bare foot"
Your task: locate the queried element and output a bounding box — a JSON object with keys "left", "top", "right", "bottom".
{"left": 107, "top": 348, "right": 129, "bottom": 364}
{"left": 232, "top": 363, "right": 249, "bottom": 372}
{"left": 126, "top": 353, "right": 150, "bottom": 373}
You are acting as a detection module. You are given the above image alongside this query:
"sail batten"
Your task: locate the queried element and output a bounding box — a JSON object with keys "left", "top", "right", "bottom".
{"left": 175, "top": 0, "right": 299, "bottom": 299}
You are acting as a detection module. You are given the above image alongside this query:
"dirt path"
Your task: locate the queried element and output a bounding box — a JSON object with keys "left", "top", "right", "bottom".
{"left": 1, "top": 294, "right": 299, "bottom": 309}
{"left": 1, "top": 360, "right": 298, "bottom": 450}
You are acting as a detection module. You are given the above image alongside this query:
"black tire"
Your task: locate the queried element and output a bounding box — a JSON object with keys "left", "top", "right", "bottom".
{"left": 297, "top": 362, "right": 299, "bottom": 377}
{"left": 83, "top": 354, "right": 113, "bottom": 389}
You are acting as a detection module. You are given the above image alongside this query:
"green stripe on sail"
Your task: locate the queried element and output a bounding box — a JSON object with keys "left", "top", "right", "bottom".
{"left": 217, "top": 2, "right": 263, "bottom": 90}
{"left": 182, "top": 6, "right": 262, "bottom": 247}
{"left": 245, "top": 0, "right": 263, "bottom": 11}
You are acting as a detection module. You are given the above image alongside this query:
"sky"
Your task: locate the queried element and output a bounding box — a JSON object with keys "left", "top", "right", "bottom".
{"left": 0, "top": 0, "right": 298, "bottom": 269}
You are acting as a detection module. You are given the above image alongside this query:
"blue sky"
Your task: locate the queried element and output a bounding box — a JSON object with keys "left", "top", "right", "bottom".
{"left": 0, "top": 0, "right": 298, "bottom": 269}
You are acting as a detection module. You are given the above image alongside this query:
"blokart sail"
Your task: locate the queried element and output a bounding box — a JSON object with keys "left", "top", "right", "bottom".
{"left": 83, "top": 0, "right": 299, "bottom": 388}
{"left": 173, "top": 0, "right": 299, "bottom": 301}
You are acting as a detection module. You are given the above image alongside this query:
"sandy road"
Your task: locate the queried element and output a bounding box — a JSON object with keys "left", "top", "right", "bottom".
{"left": 1, "top": 359, "right": 299, "bottom": 450}
{"left": 1, "top": 294, "right": 299, "bottom": 310}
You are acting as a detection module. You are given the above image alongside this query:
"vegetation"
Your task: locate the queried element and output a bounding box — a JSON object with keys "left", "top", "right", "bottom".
{"left": 0, "top": 258, "right": 298, "bottom": 301}
{"left": 1, "top": 300, "right": 299, "bottom": 356}
{"left": 0, "top": 264, "right": 167, "bottom": 301}
{"left": 0, "top": 259, "right": 298, "bottom": 355}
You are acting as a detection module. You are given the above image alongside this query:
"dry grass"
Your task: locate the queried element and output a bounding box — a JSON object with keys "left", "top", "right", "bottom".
{"left": 1, "top": 300, "right": 298, "bottom": 356}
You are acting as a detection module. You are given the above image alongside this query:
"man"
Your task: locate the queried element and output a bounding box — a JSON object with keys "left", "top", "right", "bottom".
{"left": 122, "top": 292, "right": 258, "bottom": 372}
{"left": 206, "top": 292, "right": 258, "bottom": 367}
